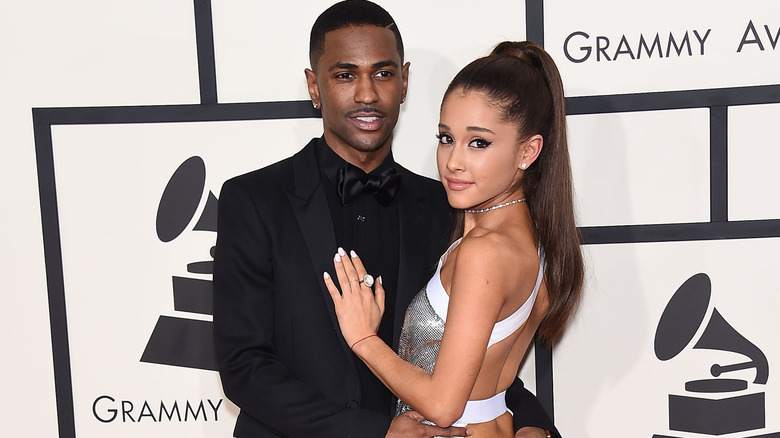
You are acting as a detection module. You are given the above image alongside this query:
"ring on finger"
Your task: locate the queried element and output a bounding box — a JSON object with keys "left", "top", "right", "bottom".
{"left": 358, "top": 274, "right": 374, "bottom": 288}
{"left": 348, "top": 279, "right": 359, "bottom": 284}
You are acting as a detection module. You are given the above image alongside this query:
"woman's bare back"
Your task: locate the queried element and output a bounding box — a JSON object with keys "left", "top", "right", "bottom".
{"left": 439, "top": 224, "right": 549, "bottom": 433}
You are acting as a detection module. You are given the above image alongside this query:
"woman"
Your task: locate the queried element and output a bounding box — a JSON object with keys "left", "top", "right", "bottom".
{"left": 324, "top": 41, "right": 584, "bottom": 437}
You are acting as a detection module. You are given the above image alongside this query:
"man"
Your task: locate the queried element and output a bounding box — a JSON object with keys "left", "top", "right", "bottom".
{"left": 213, "top": 1, "right": 559, "bottom": 437}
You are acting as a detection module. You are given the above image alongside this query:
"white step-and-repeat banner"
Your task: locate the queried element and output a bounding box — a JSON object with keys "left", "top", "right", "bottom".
{"left": 4, "top": 1, "right": 779, "bottom": 437}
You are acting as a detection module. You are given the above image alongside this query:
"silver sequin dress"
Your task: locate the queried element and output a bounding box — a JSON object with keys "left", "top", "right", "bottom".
{"left": 395, "top": 280, "right": 445, "bottom": 418}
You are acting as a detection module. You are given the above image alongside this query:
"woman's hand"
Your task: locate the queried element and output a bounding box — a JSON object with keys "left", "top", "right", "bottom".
{"left": 324, "top": 248, "right": 385, "bottom": 348}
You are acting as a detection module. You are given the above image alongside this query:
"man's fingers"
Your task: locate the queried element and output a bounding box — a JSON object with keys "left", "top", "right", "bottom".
{"left": 429, "top": 426, "right": 472, "bottom": 437}
{"left": 424, "top": 424, "right": 471, "bottom": 437}
{"left": 403, "top": 410, "right": 425, "bottom": 422}
{"left": 398, "top": 411, "right": 471, "bottom": 437}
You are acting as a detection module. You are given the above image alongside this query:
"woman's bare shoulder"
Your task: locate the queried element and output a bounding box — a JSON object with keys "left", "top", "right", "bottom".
{"left": 457, "top": 227, "right": 537, "bottom": 266}
{"left": 451, "top": 228, "right": 539, "bottom": 290}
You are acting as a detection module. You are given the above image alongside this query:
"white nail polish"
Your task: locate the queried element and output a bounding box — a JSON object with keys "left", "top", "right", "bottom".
{"left": 378, "top": 276, "right": 383, "bottom": 285}
{"left": 350, "top": 250, "right": 357, "bottom": 258}
{"left": 338, "top": 247, "right": 346, "bottom": 256}
{"left": 323, "top": 272, "right": 330, "bottom": 279}
{"left": 335, "top": 254, "right": 341, "bottom": 262}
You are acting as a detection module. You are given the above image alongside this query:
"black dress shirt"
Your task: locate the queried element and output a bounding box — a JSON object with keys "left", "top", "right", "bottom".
{"left": 315, "top": 138, "right": 401, "bottom": 415}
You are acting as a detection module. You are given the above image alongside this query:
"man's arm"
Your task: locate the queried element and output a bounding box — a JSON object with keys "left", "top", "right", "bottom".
{"left": 213, "top": 177, "right": 389, "bottom": 437}
{"left": 506, "top": 377, "right": 561, "bottom": 438}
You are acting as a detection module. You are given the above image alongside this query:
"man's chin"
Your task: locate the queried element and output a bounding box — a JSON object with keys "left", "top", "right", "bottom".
{"left": 347, "top": 136, "right": 391, "bottom": 154}
{"left": 351, "top": 144, "right": 386, "bottom": 154}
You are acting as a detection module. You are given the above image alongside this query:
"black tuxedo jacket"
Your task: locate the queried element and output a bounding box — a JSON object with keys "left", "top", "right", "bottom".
{"left": 213, "top": 138, "right": 558, "bottom": 437}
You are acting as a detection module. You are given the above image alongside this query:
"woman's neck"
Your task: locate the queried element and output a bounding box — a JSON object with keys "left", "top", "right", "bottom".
{"left": 463, "top": 193, "right": 528, "bottom": 236}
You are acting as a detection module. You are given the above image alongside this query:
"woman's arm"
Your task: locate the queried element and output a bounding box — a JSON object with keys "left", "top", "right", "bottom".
{"left": 326, "top": 237, "right": 535, "bottom": 426}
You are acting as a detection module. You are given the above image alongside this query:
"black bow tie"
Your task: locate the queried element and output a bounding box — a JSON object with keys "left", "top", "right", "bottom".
{"left": 337, "top": 164, "right": 400, "bottom": 206}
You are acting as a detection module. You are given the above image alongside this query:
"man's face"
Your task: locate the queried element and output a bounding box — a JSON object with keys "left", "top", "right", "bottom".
{"left": 306, "top": 25, "right": 409, "bottom": 160}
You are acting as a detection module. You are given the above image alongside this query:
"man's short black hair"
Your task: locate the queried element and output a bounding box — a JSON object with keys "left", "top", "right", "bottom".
{"left": 309, "top": 0, "right": 404, "bottom": 68}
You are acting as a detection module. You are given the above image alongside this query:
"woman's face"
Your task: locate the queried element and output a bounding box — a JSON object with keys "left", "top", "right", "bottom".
{"left": 436, "top": 90, "right": 526, "bottom": 211}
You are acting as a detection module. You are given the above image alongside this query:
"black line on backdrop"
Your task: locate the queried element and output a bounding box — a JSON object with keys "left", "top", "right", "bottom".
{"left": 526, "top": 0, "right": 544, "bottom": 47}
{"left": 710, "top": 106, "right": 728, "bottom": 222}
{"left": 32, "top": 111, "right": 76, "bottom": 438}
{"left": 580, "top": 219, "right": 780, "bottom": 245}
{"left": 39, "top": 85, "right": 779, "bottom": 125}
{"left": 527, "top": 0, "right": 554, "bottom": 416}
{"left": 194, "top": 0, "right": 218, "bottom": 104}
{"left": 32, "top": 101, "right": 321, "bottom": 125}
{"left": 566, "top": 84, "right": 780, "bottom": 115}
{"left": 534, "top": 339, "right": 555, "bottom": 421}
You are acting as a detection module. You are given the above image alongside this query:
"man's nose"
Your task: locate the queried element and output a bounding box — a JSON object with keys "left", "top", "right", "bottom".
{"left": 354, "top": 76, "right": 379, "bottom": 104}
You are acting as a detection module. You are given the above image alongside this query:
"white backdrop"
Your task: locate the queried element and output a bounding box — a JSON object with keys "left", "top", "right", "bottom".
{"left": 3, "top": 1, "right": 779, "bottom": 437}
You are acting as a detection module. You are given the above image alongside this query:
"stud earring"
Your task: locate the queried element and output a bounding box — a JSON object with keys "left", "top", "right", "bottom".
{"left": 401, "top": 97, "right": 405, "bottom": 104}
{"left": 313, "top": 102, "right": 319, "bottom": 109}
{"left": 521, "top": 162, "right": 527, "bottom": 170}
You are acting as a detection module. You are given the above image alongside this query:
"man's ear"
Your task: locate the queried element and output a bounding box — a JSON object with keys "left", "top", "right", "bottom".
{"left": 401, "top": 61, "right": 410, "bottom": 102}
{"left": 519, "top": 134, "right": 544, "bottom": 170}
{"left": 305, "top": 68, "right": 320, "bottom": 107}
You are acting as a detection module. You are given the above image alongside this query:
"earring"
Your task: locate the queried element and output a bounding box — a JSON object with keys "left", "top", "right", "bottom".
{"left": 401, "top": 97, "right": 405, "bottom": 104}
{"left": 521, "top": 163, "right": 527, "bottom": 170}
{"left": 313, "top": 102, "right": 319, "bottom": 109}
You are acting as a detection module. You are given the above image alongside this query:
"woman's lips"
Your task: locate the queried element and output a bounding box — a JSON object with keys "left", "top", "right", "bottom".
{"left": 445, "top": 178, "right": 473, "bottom": 191}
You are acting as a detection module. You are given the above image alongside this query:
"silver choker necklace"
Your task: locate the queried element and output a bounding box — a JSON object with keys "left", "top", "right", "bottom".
{"left": 464, "top": 197, "right": 526, "bottom": 213}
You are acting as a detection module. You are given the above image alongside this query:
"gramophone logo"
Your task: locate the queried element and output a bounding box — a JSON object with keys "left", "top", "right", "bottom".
{"left": 141, "top": 156, "right": 219, "bottom": 371}
{"left": 653, "top": 273, "right": 776, "bottom": 438}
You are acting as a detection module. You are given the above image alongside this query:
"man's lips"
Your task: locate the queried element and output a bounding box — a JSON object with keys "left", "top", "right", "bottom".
{"left": 445, "top": 178, "right": 473, "bottom": 191}
{"left": 348, "top": 109, "right": 385, "bottom": 130}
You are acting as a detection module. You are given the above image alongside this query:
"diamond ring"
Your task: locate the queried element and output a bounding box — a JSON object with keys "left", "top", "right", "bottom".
{"left": 359, "top": 274, "right": 374, "bottom": 288}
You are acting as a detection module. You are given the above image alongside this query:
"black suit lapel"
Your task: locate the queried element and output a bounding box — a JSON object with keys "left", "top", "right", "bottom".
{"left": 286, "top": 140, "right": 353, "bottom": 361}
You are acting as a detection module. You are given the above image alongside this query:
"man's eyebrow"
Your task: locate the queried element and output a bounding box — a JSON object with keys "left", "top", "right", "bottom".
{"left": 327, "top": 60, "right": 398, "bottom": 72}
{"left": 328, "top": 62, "right": 358, "bottom": 71}
{"left": 372, "top": 60, "right": 398, "bottom": 69}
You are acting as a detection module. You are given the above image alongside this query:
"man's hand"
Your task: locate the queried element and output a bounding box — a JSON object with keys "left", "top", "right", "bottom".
{"left": 514, "top": 426, "right": 552, "bottom": 438}
{"left": 386, "top": 411, "right": 471, "bottom": 438}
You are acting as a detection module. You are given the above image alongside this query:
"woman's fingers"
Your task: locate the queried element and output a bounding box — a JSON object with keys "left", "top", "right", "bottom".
{"left": 340, "top": 249, "right": 361, "bottom": 286}
{"left": 332, "top": 248, "right": 379, "bottom": 298}
{"left": 349, "top": 250, "right": 379, "bottom": 292}
{"left": 348, "top": 250, "right": 369, "bottom": 278}
{"left": 374, "top": 276, "right": 385, "bottom": 315}
{"left": 324, "top": 248, "right": 385, "bottom": 345}
{"left": 333, "top": 248, "right": 356, "bottom": 295}
{"left": 323, "top": 271, "right": 340, "bottom": 301}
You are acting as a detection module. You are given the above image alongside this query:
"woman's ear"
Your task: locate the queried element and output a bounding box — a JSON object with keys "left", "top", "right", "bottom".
{"left": 519, "top": 134, "right": 543, "bottom": 170}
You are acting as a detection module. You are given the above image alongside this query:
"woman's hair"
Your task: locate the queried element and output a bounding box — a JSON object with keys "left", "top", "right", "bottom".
{"left": 445, "top": 41, "right": 583, "bottom": 343}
